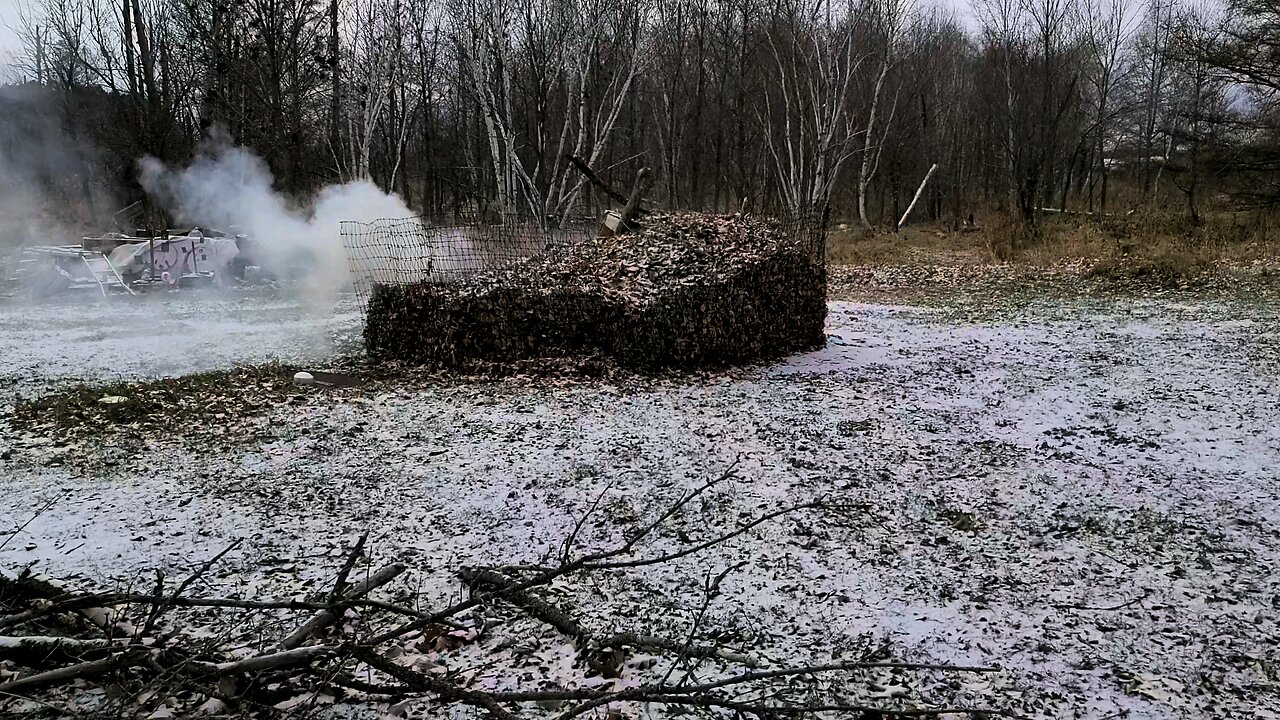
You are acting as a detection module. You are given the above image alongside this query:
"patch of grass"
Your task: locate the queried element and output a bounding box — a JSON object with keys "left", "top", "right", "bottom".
{"left": 826, "top": 204, "right": 1280, "bottom": 296}
{"left": 10, "top": 363, "right": 301, "bottom": 445}
{"left": 826, "top": 224, "right": 988, "bottom": 266}
{"left": 1085, "top": 251, "right": 1210, "bottom": 289}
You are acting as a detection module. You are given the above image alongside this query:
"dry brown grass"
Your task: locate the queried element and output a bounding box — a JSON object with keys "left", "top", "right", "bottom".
{"left": 827, "top": 203, "right": 1280, "bottom": 288}
{"left": 826, "top": 222, "right": 990, "bottom": 266}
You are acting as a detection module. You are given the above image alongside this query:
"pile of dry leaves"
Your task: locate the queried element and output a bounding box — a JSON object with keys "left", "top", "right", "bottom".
{"left": 364, "top": 213, "right": 827, "bottom": 370}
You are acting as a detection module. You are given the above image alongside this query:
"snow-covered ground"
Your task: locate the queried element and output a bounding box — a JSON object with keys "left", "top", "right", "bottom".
{"left": 1, "top": 291, "right": 1278, "bottom": 718}
{"left": 0, "top": 290, "right": 360, "bottom": 392}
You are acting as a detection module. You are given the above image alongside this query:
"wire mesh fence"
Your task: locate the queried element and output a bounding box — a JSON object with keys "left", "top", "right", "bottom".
{"left": 340, "top": 214, "right": 597, "bottom": 308}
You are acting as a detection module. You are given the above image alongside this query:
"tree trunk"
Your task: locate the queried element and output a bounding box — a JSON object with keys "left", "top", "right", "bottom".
{"left": 897, "top": 163, "right": 938, "bottom": 231}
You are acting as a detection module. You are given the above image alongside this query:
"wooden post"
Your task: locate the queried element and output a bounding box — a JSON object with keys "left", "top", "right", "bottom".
{"left": 617, "top": 167, "right": 651, "bottom": 233}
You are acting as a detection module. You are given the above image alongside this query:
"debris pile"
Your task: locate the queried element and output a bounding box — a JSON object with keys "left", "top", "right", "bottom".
{"left": 364, "top": 213, "right": 827, "bottom": 370}
{"left": 0, "top": 468, "right": 1002, "bottom": 718}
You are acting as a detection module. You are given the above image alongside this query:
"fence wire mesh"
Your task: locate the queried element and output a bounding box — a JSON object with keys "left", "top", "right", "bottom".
{"left": 340, "top": 214, "right": 597, "bottom": 308}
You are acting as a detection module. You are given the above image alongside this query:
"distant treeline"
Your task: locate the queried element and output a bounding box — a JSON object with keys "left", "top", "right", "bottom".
{"left": 6, "top": 0, "right": 1280, "bottom": 228}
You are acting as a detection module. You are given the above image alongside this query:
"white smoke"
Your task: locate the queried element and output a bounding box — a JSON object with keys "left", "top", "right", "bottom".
{"left": 138, "top": 141, "right": 415, "bottom": 300}
{"left": 0, "top": 84, "right": 114, "bottom": 257}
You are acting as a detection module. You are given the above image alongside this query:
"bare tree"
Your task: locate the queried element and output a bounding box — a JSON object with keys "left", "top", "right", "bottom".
{"left": 1166, "top": 4, "right": 1229, "bottom": 224}
{"left": 1076, "top": 0, "right": 1135, "bottom": 214}
{"left": 855, "top": 0, "right": 908, "bottom": 226}
{"left": 761, "top": 0, "right": 868, "bottom": 214}
{"left": 1134, "top": 0, "right": 1175, "bottom": 200}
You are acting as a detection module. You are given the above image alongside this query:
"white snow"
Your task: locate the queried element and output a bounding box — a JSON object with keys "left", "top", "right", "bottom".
{"left": 1, "top": 291, "right": 1278, "bottom": 718}
{"left": 0, "top": 291, "right": 359, "bottom": 390}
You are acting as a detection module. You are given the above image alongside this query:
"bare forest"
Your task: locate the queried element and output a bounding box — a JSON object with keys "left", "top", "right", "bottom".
{"left": 6, "top": 0, "right": 1280, "bottom": 232}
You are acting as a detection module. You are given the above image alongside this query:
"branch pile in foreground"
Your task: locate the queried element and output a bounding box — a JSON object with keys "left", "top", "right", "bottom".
{"left": 0, "top": 467, "right": 1007, "bottom": 719}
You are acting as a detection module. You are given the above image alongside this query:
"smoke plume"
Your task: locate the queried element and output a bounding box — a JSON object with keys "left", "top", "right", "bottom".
{"left": 138, "top": 141, "right": 415, "bottom": 300}
{"left": 0, "top": 84, "right": 114, "bottom": 255}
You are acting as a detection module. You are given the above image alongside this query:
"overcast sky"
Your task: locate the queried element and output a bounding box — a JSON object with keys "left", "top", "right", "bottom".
{"left": 0, "top": 0, "right": 21, "bottom": 71}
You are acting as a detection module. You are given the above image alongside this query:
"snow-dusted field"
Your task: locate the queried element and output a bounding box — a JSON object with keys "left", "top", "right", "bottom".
{"left": 2, "top": 290, "right": 1279, "bottom": 718}
{"left": 0, "top": 290, "right": 361, "bottom": 391}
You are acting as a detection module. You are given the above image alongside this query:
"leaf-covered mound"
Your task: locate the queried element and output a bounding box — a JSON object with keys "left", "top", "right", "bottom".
{"left": 364, "top": 212, "right": 827, "bottom": 370}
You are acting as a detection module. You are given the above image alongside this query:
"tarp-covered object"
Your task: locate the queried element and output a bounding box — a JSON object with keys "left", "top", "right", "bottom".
{"left": 363, "top": 212, "right": 826, "bottom": 370}
{"left": 107, "top": 235, "right": 239, "bottom": 282}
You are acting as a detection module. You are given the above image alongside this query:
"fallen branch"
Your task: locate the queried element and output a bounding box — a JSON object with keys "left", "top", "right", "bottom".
{"left": 0, "top": 464, "right": 1009, "bottom": 717}
{"left": 281, "top": 563, "right": 406, "bottom": 650}
{"left": 356, "top": 648, "right": 520, "bottom": 720}
{"left": 0, "top": 594, "right": 123, "bottom": 632}
{"left": 458, "top": 568, "right": 588, "bottom": 641}
{"left": 209, "top": 644, "right": 343, "bottom": 675}
{"left": 549, "top": 660, "right": 1002, "bottom": 720}
{"left": 368, "top": 462, "right": 763, "bottom": 646}
{"left": 564, "top": 154, "right": 631, "bottom": 207}
{"left": 0, "top": 651, "right": 142, "bottom": 694}
{"left": 597, "top": 632, "right": 761, "bottom": 668}
{"left": 462, "top": 567, "right": 762, "bottom": 668}
{"left": 0, "top": 635, "right": 112, "bottom": 662}
{"left": 896, "top": 163, "right": 939, "bottom": 232}
{"left": 2, "top": 592, "right": 428, "bottom": 630}
{"left": 329, "top": 531, "right": 370, "bottom": 602}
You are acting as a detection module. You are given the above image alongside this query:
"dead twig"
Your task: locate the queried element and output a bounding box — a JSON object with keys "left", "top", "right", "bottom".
{"left": 559, "top": 480, "right": 617, "bottom": 567}
{"left": 0, "top": 492, "right": 68, "bottom": 553}
{"left": 663, "top": 561, "right": 749, "bottom": 685}
{"left": 1052, "top": 590, "right": 1152, "bottom": 611}
{"left": 574, "top": 459, "right": 742, "bottom": 568}
{"left": 580, "top": 499, "right": 824, "bottom": 571}
{"left": 142, "top": 539, "right": 242, "bottom": 636}
{"left": 329, "top": 531, "right": 370, "bottom": 602}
